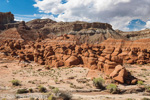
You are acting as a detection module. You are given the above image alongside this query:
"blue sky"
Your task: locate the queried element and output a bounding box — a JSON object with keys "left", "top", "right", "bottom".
{"left": 0, "top": 0, "right": 150, "bottom": 31}
{"left": 0, "top": 0, "right": 38, "bottom": 15}
{"left": 0, "top": 0, "right": 43, "bottom": 20}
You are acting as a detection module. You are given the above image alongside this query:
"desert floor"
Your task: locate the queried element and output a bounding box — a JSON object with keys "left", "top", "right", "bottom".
{"left": 0, "top": 57, "right": 150, "bottom": 100}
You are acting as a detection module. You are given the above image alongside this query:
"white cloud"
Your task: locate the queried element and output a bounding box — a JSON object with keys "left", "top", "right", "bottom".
{"left": 145, "top": 21, "right": 150, "bottom": 28}
{"left": 14, "top": 14, "right": 52, "bottom": 22}
{"left": 33, "top": 0, "right": 150, "bottom": 31}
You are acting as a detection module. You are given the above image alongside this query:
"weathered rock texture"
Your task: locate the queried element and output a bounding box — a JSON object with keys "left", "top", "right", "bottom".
{"left": 0, "top": 12, "right": 146, "bottom": 84}
{"left": 0, "top": 12, "right": 14, "bottom": 24}
{"left": 26, "top": 20, "right": 127, "bottom": 43}
{"left": 2, "top": 35, "right": 150, "bottom": 84}
{"left": 0, "top": 12, "right": 127, "bottom": 44}
{"left": 0, "top": 12, "right": 20, "bottom": 30}
{"left": 109, "top": 65, "right": 137, "bottom": 84}
{"left": 26, "top": 19, "right": 57, "bottom": 29}
{"left": 0, "top": 21, "right": 41, "bottom": 44}
{"left": 119, "top": 29, "right": 150, "bottom": 40}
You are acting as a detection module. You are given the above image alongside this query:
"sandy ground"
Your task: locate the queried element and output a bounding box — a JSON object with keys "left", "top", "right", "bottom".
{"left": 0, "top": 58, "right": 150, "bottom": 100}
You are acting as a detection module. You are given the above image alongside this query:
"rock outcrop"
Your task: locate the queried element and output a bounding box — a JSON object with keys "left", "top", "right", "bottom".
{"left": 26, "top": 19, "right": 57, "bottom": 29}
{"left": 0, "top": 12, "right": 21, "bottom": 30}
{"left": 1, "top": 35, "right": 150, "bottom": 84}
{"left": 119, "top": 29, "right": 150, "bottom": 40}
{"left": 1, "top": 12, "right": 149, "bottom": 85}
{"left": 0, "top": 12, "right": 14, "bottom": 24}
{"left": 26, "top": 20, "right": 127, "bottom": 43}
{"left": 109, "top": 65, "right": 137, "bottom": 84}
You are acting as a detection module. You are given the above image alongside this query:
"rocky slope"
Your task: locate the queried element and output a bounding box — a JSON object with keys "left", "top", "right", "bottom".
{"left": 26, "top": 19, "right": 127, "bottom": 43}
{"left": 0, "top": 21, "right": 42, "bottom": 44}
{"left": 0, "top": 12, "right": 127, "bottom": 44}
{"left": 26, "top": 19, "right": 57, "bottom": 29}
{"left": 119, "top": 29, "right": 150, "bottom": 40}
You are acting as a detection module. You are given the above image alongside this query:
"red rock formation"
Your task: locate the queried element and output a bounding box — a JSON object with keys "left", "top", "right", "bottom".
{"left": 109, "top": 65, "right": 137, "bottom": 84}
{"left": 2, "top": 29, "right": 150, "bottom": 84}
{"left": 65, "top": 56, "right": 80, "bottom": 66}
{"left": 0, "top": 12, "right": 14, "bottom": 24}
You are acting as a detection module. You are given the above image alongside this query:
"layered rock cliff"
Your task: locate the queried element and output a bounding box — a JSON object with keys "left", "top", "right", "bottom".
{"left": 0, "top": 12, "right": 14, "bottom": 24}
{"left": 26, "top": 20, "right": 127, "bottom": 43}
{"left": 119, "top": 29, "right": 150, "bottom": 40}
{"left": 0, "top": 12, "right": 20, "bottom": 30}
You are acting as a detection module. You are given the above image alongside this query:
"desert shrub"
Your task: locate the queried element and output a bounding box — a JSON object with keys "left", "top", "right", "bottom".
{"left": 29, "top": 88, "right": 34, "bottom": 93}
{"left": 11, "top": 79, "right": 21, "bottom": 86}
{"left": 93, "top": 77, "right": 105, "bottom": 89}
{"left": 137, "top": 81, "right": 144, "bottom": 85}
{"left": 49, "top": 86, "right": 55, "bottom": 89}
{"left": 145, "top": 85, "right": 150, "bottom": 92}
{"left": 141, "top": 98, "right": 150, "bottom": 100}
{"left": 30, "top": 98, "right": 35, "bottom": 100}
{"left": 106, "top": 84, "right": 120, "bottom": 94}
{"left": 38, "top": 86, "right": 47, "bottom": 93}
{"left": 2, "top": 65, "right": 8, "bottom": 68}
{"left": 59, "top": 91, "right": 72, "bottom": 100}
{"left": 2, "top": 98, "right": 7, "bottom": 100}
{"left": 47, "top": 94, "right": 55, "bottom": 100}
{"left": 69, "top": 83, "right": 76, "bottom": 89}
{"left": 141, "top": 68, "right": 147, "bottom": 71}
{"left": 17, "top": 89, "right": 29, "bottom": 94}
{"left": 52, "top": 87, "right": 59, "bottom": 95}
{"left": 126, "top": 98, "right": 135, "bottom": 100}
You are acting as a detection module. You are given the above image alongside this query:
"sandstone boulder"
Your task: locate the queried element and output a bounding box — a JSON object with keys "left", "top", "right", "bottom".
{"left": 65, "top": 56, "right": 80, "bottom": 66}
{"left": 111, "top": 56, "right": 123, "bottom": 64}
{"left": 111, "top": 48, "right": 122, "bottom": 56}
{"left": 98, "top": 56, "right": 106, "bottom": 62}
{"left": 126, "top": 59, "right": 134, "bottom": 64}
{"left": 55, "top": 60, "right": 64, "bottom": 67}
{"left": 110, "top": 65, "right": 128, "bottom": 84}
{"left": 109, "top": 65, "right": 137, "bottom": 84}
{"left": 104, "top": 60, "right": 118, "bottom": 75}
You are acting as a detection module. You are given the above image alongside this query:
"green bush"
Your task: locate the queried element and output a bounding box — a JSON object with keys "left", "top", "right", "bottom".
{"left": 17, "top": 89, "right": 29, "bottom": 94}
{"left": 52, "top": 87, "right": 59, "bottom": 95}
{"left": 137, "top": 81, "right": 144, "bottom": 85}
{"left": 38, "top": 86, "right": 47, "bottom": 93}
{"left": 47, "top": 94, "right": 55, "bottom": 100}
{"left": 106, "top": 84, "right": 120, "bottom": 94}
{"left": 93, "top": 77, "right": 105, "bottom": 89}
{"left": 11, "top": 79, "right": 21, "bottom": 86}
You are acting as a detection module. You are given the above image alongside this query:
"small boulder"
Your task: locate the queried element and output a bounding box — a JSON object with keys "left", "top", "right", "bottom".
{"left": 65, "top": 56, "right": 80, "bottom": 66}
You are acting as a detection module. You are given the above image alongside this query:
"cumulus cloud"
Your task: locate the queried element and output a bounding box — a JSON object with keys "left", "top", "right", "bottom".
{"left": 145, "top": 21, "right": 150, "bottom": 28}
{"left": 33, "top": 0, "right": 150, "bottom": 31}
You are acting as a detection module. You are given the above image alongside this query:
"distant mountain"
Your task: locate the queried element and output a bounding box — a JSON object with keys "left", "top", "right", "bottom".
{"left": 119, "top": 29, "right": 150, "bottom": 40}
{"left": 26, "top": 19, "right": 127, "bottom": 43}
{"left": 0, "top": 12, "right": 127, "bottom": 44}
